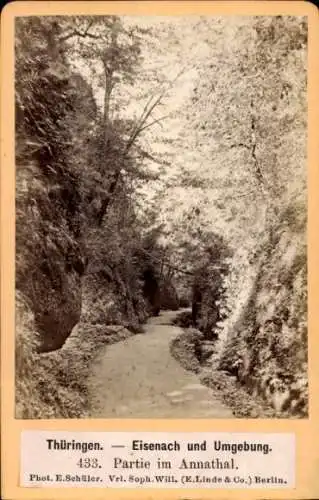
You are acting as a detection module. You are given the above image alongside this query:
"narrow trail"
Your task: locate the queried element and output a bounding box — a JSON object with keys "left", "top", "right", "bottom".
{"left": 88, "top": 309, "right": 233, "bottom": 418}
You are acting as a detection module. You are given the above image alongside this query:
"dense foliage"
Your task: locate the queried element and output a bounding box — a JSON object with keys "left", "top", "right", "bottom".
{"left": 15, "top": 16, "right": 177, "bottom": 417}
{"left": 139, "top": 15, "right": 307, "bottom": 415}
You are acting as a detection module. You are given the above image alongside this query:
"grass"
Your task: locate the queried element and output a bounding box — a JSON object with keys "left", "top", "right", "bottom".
{"left": 15, "top": 291, "right": 134, "bottom": 419}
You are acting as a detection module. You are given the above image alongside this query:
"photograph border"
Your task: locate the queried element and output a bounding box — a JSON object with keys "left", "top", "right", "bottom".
{"left": 1, "top": 1, "right": 319, "bottom": 499}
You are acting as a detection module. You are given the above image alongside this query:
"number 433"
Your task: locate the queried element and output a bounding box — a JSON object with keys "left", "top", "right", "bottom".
{"left": 77, "top": 458, "right": 101, "bottom": 469}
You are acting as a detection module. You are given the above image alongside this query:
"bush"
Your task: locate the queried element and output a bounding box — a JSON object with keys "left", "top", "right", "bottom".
{"left": 172, "top": 310, "right": 193, "bottom": 328}
{"left": 191, "top": 234, "right": 231, "bottom": 339}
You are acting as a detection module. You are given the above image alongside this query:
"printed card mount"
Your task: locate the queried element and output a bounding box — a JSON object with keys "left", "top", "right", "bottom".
{"left": 1, "top": 1, "right": 319, "bottom": 500}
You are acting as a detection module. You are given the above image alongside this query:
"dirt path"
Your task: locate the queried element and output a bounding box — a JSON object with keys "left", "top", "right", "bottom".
{"left": 88, "top": 310, "right": 233, "bottom": 418}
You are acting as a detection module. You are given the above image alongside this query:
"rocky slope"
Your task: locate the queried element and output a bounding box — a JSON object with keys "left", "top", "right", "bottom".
{"left": 178, "top": 208, "right": 308, "bottom": 418}
{"left": 217, "top": 216, "right": 307, "bottom": 417}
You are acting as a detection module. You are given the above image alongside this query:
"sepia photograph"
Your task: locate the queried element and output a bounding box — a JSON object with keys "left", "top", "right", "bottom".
{"left": 15, "top": 14, "right": 308, "bottom": 419}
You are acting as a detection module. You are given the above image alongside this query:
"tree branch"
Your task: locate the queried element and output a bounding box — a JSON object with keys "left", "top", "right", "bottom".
{"left": 250, "top": 99, "right": 264, "bottom": 187}
{"left": 139, "top": 248, "right": 225, "bottom": 276}
{"left": 133, "top": 145, "right": 171, "bottom": 166}
{"left": 125, "top": 68, "right": 186, "bottom": 154}
{"left": 138, "top": 114, "right": 170, "bottom": 134}
{"left": 59, "top": 20, "right": 100, "bottom": 42}
{"left": 230, "top": 143, "right": 251, "bottom": 150}
{"left": 125, "top": 89, "right": 167, "bottom": 154}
